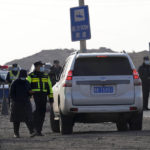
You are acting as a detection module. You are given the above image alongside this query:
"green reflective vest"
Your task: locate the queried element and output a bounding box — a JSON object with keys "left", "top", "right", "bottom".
{"left": 27, "top": 72, "right": 53, "bottom": 98}
{"left": 9, "top": 71, "right": 20, "bottom": 81}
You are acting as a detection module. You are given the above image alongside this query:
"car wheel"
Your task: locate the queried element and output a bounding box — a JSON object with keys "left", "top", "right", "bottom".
{"left": 50, "top": 107, "right": 60, "bottom": 133}
{"left": 116, "top": 119, "right": 128, "bottom": 131}
{"left": 129, "top": 112, "right": 143, "bottom": 131}
{"left": 59, "top": 112, "right": 73, "bottom": 135}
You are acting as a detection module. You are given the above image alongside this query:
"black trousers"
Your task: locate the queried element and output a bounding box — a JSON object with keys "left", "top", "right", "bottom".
{"left": 13, "top": 121, "right": 34, "bottom": 135}
{"left": 33, "top": 93, "right": 47, "bottom": 133}
{"left": 142, "top": 83, "right": 150, "bottom": 109}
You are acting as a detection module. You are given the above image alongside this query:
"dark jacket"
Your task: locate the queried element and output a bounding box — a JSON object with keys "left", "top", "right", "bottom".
{"left": 138, "top": 63, "right": 150, "bottom": 85}
{"left": 10, "top": 79, "right": 32, "bottom": 122}
{"left": 49, "top": 66, "right": 62, "bottom": 86}
{"left": 27, "top": 71, "right": 53, "bottom": 96}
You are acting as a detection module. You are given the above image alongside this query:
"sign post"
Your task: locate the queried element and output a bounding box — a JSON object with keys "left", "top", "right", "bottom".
{"left": 79, "top": 0, "right": 86, "bottom": 53}
{"left": 149, "top": 42, "right": 150, "bottom": 56}
{"left": 70, "top": 0, "right": 91, "bottom": 53}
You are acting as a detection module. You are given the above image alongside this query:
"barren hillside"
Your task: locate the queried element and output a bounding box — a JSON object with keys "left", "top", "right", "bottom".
{"left": 5, "top": 47, "right": 150, "bottom": 70}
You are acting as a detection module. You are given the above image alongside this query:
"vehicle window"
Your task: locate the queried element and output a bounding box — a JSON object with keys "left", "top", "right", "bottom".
{"left": 58, "top": 64, "right": 65, "bottom": 80}
{"left": 73, "top": 57, "right": 132, "bottom": 76}
{"left": 60, "top": 62, "right": 68, "bottom": 78}
{"left": 0, "top": 72, "right": 8, "bottom": 80}
{"left": 61, "top": 58, "right": 72, "bottom": 78}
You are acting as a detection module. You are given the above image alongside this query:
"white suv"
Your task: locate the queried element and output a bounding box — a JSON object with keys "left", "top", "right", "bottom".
{"left": 50, "top": 52, "right": 143, "bottom": 134}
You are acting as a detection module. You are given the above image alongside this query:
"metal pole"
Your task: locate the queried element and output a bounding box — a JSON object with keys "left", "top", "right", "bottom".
{"left": 79, "top": 0, "right": 85, "bottom": 6}
{"left": 79, "top": 0, "right": 87, "bottom": 53}
{"left": 149, "top": 42, "right": 150, "bottom": 56}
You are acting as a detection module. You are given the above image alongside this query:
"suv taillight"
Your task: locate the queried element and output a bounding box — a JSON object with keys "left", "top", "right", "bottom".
{"left": 133, "top": 69, "right": 139, "bottom": 79}
{"left": 63, "top": 70, "right": 73, "bottom": 87}
{"left": 133, "top": 69, "right": 141, "bottom": 86}
{"left": 66, "top": 70, "right": 73, "bottom": 81}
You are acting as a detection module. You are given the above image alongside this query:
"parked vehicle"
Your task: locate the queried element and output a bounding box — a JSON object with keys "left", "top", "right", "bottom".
{"left": 51, "top": 52, "right": 143, "bottom": 134}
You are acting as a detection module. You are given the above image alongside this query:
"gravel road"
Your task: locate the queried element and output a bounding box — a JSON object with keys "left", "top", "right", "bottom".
{"left": 0, "top": 111, "right": 150, "bottom": 150}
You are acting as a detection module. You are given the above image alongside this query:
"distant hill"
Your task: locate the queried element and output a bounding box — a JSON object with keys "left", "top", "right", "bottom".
{"left": 5, "top": 47, "right": 150, "bottom": 70}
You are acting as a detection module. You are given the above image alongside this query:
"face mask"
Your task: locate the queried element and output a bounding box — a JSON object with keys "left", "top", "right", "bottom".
{"left": 13, "top": 67, "right": 18, "bottom": 71}
{"left": 144, "top": 60, "right": 150, "bottom": 65}
{"left": 40, "top": 67, "right": 45, "bottom": 72}
{"left": 20, "top": 77, "right": 26, "bottom": 80}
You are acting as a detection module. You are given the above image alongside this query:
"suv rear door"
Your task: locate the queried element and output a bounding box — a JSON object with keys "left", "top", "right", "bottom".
{"left": 71, "top": 55, "right": 134, "bottom": 106}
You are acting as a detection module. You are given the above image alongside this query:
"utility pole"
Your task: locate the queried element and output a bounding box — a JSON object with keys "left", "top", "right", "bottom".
{"left": 79, "top": 0, "right": 87, "bottom": 53}
{"left": 149, "top": 42, "right": 150, "bottom": 56}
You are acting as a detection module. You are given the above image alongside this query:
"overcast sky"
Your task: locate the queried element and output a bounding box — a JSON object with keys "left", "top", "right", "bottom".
{"left": 0, "top": 0, "right": 150, "bottom": 64}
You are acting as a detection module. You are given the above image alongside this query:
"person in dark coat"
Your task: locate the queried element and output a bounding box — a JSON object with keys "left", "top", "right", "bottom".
{"left": 10, "top": 70, "right": 36, "bottom": 138}
{"left": 138, "top": 56, "right": 150, "bottom": 110}
{"left": 49, "top": 60, "right": 62, "bottom": 86}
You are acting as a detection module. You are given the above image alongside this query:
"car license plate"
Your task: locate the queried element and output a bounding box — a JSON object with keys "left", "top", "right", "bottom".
{"left": 92, "top": 86, "right": 115, "bottom": 94}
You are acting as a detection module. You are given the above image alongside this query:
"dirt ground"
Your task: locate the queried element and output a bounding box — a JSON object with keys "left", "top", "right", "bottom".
{"left": 0, "top": 111, "right": 150, "bottom": 150}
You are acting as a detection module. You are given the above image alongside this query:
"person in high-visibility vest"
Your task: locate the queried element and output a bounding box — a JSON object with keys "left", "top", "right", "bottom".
{"left": 6, "top": 64, "right": 20, "bottom": 85}
{"left": 27, "top": 61, "right": 53, "bottom": 136}
{"left": 6, "top": 64, "right": 20, "bottom": 106}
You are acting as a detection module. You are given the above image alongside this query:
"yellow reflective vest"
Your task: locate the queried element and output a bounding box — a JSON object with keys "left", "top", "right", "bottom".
{"left": 27, "top": 72, "right": 53, "bottom": 98}
{"left": 9, "top": 70, "right": 20, "bottom": 82}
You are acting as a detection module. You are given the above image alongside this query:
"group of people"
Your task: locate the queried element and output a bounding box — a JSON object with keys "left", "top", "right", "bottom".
{"left": 4, "top": 56, "right": 150, "bottom": 138}
{"left": 6, "top": 60, "right": 62, "bottom": 138}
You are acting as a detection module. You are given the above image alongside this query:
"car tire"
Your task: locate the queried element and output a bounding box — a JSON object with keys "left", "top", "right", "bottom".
{"left": 59, "top": 112, "right": 73, "bottom": 135}
{"left": 129, "top": 112, "right": 143, "bottom": 131}
{"left": 50, "top": 107, "right": 60, "bottom": 133}
{"left": 116, "top": 119, "right": 128, "bottom": 131}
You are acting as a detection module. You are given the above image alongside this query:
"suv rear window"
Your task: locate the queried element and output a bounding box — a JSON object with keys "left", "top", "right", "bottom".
{"left": 73, "top": 56, "right": 132, "bottom": 76}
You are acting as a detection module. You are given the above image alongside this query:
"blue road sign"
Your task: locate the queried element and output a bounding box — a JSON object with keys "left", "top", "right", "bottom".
{"left": 70, "top": 5, "right": 91, "bottom": 42}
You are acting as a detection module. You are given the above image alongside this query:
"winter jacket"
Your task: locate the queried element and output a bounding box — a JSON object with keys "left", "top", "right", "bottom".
{"left": 138, "top": 63, "right": 150, "bottom": 85}
{"left": 10, "top": 79, "right": 32, "bottom": 122}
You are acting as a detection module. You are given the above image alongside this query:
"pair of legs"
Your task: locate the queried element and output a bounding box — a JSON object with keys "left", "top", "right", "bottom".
{"left": 13, "top": 120, "right": 34, "bottom": 136}
{"left": 142, "top": 84, "right": 150, "bottom": 110}
{"left": 33, "top": 93, "right": 47, "bottom": 135}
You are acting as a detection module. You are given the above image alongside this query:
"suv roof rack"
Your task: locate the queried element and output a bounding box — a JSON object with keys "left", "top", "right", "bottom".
{"left": 70, "top": 50, "right": 80, "bottom": 55}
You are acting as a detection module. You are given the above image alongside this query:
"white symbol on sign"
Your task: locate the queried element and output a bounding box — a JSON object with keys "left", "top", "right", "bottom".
{"left": 74, "top": 9, "right": 85, "bottom": 22}
{"left": 82, "top": 32, "right": 87, "bottom": 38}
{"left": 76, "top": 32, "right": 80, "bottom": 38}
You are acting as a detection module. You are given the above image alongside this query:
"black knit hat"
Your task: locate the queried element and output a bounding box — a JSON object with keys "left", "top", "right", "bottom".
{"left": 34, "top": 61, "right": 44, "bottom": 67}
{"left": 12, "top": 64, "right": 18, "bottom": 67}
{"left": 19, "top": 70, "right": 27, "bottom": 78}
{"left": 53, "top": 60, "right": 59, "bottom": 64}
